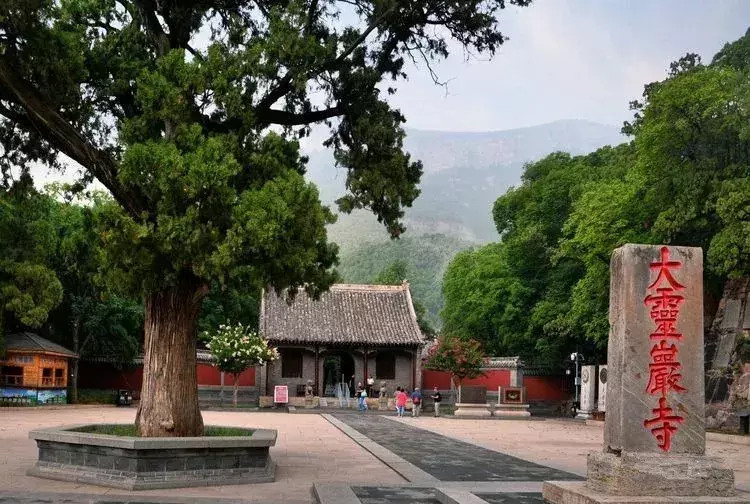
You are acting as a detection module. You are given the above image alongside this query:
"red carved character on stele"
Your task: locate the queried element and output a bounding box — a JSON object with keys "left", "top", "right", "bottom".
{"left": 642, "top": 247, "right": 687, "bottom": 452}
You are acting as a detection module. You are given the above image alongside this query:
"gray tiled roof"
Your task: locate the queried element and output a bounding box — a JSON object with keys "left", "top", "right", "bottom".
{"left": 260, "top": 284, "right": 424, "bottom": 346}
{"left": 4, "top": 332, "right": 78, "bottom": 357}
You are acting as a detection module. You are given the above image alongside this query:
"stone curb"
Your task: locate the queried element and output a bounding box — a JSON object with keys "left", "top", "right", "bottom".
{"left": 0, "top": 490, "right": 277, "bottom": 503}
{"left": 707, "top": 432, "right": 750, "bottom": 446}
{"left": 28, "top": 425, "right": 277, "bottom": 449}
{"left": 320, "top": 414, "right": 438, "bottom": 483}
{"left": 312, "top": 482, "right": 546, "bottom": 504}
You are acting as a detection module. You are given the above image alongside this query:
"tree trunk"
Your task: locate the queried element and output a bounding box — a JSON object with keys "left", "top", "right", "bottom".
{"left": 136, "top": 274, "right": 208, "bottom": 437}
{"left": 233, "top": 373, "right": 240, "bottom": 407}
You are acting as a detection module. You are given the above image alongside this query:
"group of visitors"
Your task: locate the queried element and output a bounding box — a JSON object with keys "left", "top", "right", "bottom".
{"left": 354, "top": 382, "right": 443, "bottom": 417}
{"left": 394, "top": 386, "right": 442, "bottom": 417}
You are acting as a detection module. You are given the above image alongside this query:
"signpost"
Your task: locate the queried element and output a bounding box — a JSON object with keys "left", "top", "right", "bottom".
{"left": 273, "top": 385, "right": 288, "bottom": 405}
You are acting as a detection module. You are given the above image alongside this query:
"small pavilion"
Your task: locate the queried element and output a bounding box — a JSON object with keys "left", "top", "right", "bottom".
{"left": 0, "top": 332, "right": 77, "bottom": 404}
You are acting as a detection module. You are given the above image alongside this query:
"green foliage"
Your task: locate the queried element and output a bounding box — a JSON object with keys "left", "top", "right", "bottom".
{"left": 203, "top": 323, "right": 278, "bottom": 376}
{"left": 198, "top": 281, "right": 261, "bottom": 336}
{"left": 71, "top": 424, "right": 254, "bottom": 437}
{"left": 42, "top": 193, "right": 143, "bottom": 365}
{"left": 441, "top": 29, "right": 750, "bottom": 366}
{"left": 424, "top": 334, "right": 485, "bottom": 384}
{"left": 370, "top": 259, "right": 436, "bottom": 338}
{"left": 0, "top": 0, "right": 532, "bottom": 306}
{"left": 0, "top": 179, "right": 63, "bottom": 344}
{"left": 338, "top": 233, "right": 472, "bottom": 326}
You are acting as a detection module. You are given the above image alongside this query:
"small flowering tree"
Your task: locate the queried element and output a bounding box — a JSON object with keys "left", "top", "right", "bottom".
{"left": 424, "top": 334, "right": 485, "bottom": 403}
{"left": 204, "top": 324, "right": 278, "bottom": 406}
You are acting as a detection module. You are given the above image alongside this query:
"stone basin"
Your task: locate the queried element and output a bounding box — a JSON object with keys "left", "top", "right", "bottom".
{"left": 28, "top": 424, "right": 277, "bottom": 490}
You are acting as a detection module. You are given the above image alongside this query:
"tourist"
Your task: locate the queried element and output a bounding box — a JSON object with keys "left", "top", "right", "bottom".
{"left": 431, "top": 386, "right": 442, "bottom": 417}
{"left": 395, "top": 387, "right": 407, "bottom": 417}
{"left": 355, "top": 382, "right": 364, "bottom": 410}
{"left": 411, "top": 388, "right": 423, "bottom": 417}
{"left": 360, "top": 387, "right": 368, "bottom": 412}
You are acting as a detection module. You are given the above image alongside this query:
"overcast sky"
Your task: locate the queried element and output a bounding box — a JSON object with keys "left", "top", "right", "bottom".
{"left": 33, "top": 1, "right": 750, "bottom": 186}
{"left": 382, "top": 0, "right": 750, "bottom": 133}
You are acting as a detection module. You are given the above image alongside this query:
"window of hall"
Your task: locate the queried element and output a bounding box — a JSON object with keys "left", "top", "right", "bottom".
{"left": 281, "top": 350, "right": 303, "bottom": 378}
{"left": 54, "top": 368, "right": 64, "bottom": 386}
{"left": 376, "top": 353, "right": 395, "bottom": 380}
{"left": 1, "top": 366, "right": 23, "bottom": 385}
{"left": 42, "top": 368, "right": 53, "bottom": 386}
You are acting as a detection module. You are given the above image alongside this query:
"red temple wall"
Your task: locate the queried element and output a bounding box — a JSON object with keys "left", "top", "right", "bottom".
{"left": 422, "top": 368, "right": 571, "bottom": 402}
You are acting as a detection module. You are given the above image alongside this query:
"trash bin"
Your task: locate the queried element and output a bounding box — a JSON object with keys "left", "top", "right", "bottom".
{"left": 115, "top": 389, "right": 133, "bottom": 406}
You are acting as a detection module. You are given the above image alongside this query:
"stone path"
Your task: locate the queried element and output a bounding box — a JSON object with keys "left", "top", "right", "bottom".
{"left": 331, "top": 413, "right": 580, "bottom": 482}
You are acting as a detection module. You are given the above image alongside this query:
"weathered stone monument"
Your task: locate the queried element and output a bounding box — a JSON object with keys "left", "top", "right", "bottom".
{"left": 576, "top": 364, "right": 597, "bottom": 419}
{"left": 597, "top": 365, "right": 607, "bottom": 414}
{"left": 544, "top": 244, "right": 744, "bottom": 503}
{"left": 493, "top": 356, "right": 531, "bottom": 417}
{"left": 454, "top": 385, "right": 491, "bottom": 417}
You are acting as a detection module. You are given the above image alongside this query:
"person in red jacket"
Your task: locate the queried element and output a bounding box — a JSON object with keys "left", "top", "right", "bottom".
{"left": 395, "top": 387, "right": 408, "bottom": 417}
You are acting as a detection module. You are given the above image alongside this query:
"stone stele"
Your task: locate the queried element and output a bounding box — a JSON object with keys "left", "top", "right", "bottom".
{"left": 544, "top": 244, "right": 746, "bottom": 503}
{"left": 597, "top": 365, "right": 607, "bottom": 413}
{"left": 576, "top": 365, "right": 597, "bottom": 419}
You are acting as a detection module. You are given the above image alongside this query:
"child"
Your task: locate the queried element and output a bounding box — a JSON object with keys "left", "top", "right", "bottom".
{"left": 359, "top": 387, "right": 368, "bottom": 412}
{"left": 395, "top": 386, "right": 407, "bottom": 417}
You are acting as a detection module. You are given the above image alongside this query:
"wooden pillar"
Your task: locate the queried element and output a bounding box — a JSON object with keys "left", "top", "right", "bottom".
{"left": 314, "top": 345, "right": 320, "bottom": 396}
{"left": 363, "top": 347, "right": 368, "bottom": 383}
{"left": 411, "top": 348, "right": 416, "bottom": 390}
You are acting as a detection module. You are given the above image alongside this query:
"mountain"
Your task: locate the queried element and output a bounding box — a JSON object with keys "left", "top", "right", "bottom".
{"left": 306, "top": 119, "right": 625, "bottom": 247}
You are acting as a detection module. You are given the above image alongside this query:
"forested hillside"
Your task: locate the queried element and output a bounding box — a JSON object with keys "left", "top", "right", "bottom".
{"left": 337, "top": 233, "right": 472, "bottom": 326}
{"left": 441, "top": 31, "right": 750, "bottom": 370}
{"left": 316, "top": 120, "right": 624, "bottom": 321}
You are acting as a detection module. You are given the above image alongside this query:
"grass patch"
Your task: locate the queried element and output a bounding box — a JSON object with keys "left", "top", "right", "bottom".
{"left": 70, "top": 424, "right": 254, "bottom": 437}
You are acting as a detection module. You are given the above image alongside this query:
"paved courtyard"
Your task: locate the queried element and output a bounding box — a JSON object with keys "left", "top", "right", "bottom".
{"left": 0, "top": 406, "right": 749, "bottom": 503}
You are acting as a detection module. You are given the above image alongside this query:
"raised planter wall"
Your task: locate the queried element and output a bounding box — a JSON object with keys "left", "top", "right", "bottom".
{"left": 28, "top": 425, "right": 276, "bottom": 490}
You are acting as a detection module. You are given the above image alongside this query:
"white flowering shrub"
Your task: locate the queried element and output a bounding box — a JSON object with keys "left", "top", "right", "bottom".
{"left": 204, "top": 323, "right": 278, "bottom": 376}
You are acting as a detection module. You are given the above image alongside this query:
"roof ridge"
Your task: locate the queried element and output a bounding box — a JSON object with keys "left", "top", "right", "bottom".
{"left": 330, "top": 283, "right": 407, "bottom": 291}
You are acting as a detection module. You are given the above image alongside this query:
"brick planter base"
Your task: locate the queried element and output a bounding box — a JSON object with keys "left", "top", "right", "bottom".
{"left": 27, "top": 425, "right": 277, "bottom": 490}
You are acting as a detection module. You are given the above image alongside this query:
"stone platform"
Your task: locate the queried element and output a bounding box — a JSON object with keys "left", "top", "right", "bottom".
{"left": 28, "top": 425, "right": 277, "bottom": 490}
{"left": 454, "top": 403, "right": 492, "bottom": 417}
{"left": 494, "top": 404, "right": 531, "bottom": 417}
{"left": 543, "top": 481, "right": 750, "bottom": 503}
{"left": 543, "top": 449, "right": 744, "bottom": 503}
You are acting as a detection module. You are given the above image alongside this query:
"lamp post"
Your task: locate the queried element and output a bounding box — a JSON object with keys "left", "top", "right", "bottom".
{"left": 570, "top": 352, "right": 584, "bottom": 404}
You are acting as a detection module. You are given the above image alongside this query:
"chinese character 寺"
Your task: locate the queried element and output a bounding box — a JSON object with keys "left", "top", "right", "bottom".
{"left": 643, "top": 397, "right": 684, "bottom": 452}
{"left": 643, "top": 247, "right": 687, "bottom": 452}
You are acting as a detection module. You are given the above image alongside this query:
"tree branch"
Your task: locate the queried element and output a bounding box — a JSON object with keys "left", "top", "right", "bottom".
{"left": 256, "top": 105, "right": 343, "bottom": 126}
{"left": 254, "top": 5, "right": 394, "bottom": 116}
{"left": 0, "top": 60, "right": 150, "bottom": 219}
{"left": 132, "top": 0, "right": 169, "bottom": 55}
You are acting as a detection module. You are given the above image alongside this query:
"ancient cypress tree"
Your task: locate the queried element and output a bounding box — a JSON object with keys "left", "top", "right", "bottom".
{"left": 0, "top": 0, "right": 529, "bottom": 436}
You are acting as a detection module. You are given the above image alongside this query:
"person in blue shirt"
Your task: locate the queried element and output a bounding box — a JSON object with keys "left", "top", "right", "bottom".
{"left": 411, "top": 388, "right": 423, "bottom": 417}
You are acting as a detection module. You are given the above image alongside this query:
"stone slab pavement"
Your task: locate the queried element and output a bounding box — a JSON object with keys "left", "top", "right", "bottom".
{"left": 0, "top": 406, "right": 404, "bottom": 504}
{"left": 332, "top": 413, "right": 580, "bottom": 482}
{"left": 386, "top": 416, "right": 750, "bottom": 493}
